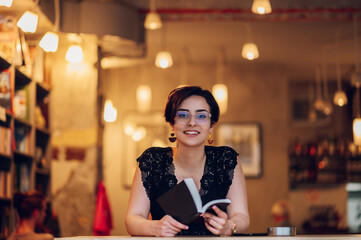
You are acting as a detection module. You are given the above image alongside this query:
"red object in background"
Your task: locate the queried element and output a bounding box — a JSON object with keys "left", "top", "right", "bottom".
{"left": 93, "top": 181, "right": 113, "bottom": 236}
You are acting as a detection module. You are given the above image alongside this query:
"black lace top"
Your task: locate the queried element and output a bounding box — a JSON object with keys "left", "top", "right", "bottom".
{"left": 137, "top": 145, "right": 239, "bottom": 235}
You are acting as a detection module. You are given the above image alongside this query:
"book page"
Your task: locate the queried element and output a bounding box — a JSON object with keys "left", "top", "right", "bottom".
{"left": 201, "top": 199, "right": 231, "bottom": 213}
{"left": 184, "top": 178, "right": 203, "bottom": 212}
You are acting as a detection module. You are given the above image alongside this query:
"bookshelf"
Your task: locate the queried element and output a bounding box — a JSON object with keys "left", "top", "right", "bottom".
{"left": 0, "top": 54, "right": 52, "bottom": 239}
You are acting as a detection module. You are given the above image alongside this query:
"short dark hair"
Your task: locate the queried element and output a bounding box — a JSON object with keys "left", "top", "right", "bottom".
{"left": 164, "top": 86, "right": 220, "bottom": 125}
{"left": 13, "top": 191, "right": 45, "bottom": 219}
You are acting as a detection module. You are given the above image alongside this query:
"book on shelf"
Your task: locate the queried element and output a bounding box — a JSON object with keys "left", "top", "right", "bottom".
{"left": 14, "top": 163, "right": 30, "bottom": 193}
{"left": 0, "top": 69, "right": 12, "bottom": 111}
{"left": 0, "top": 171, "right": 11, "bottom": 199}
{"left": 14, "top": 127, "right": 30, "bottom": 154}
{"left": 0, "top": 126, "right": 11, "bottom": 155}
{"left": 0, "top": 15, "right": 17, "bottom": 63}
{"left": 13, "top": 86, "right": 29, "bottom": 120}
{"left": 156, "top": 178, "right": 231, "bottom": 225}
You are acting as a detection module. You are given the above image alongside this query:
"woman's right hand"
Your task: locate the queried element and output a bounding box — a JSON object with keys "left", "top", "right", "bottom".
{"left": 152, "top": 215, "right": 189, "bottom": 237}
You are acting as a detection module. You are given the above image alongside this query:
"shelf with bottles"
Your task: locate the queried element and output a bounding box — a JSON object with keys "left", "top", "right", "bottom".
{"left": 289, "top": 137, "right": 349, "bottom": 189}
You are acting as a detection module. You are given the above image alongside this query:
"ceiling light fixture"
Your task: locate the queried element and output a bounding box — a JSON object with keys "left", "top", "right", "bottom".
{"left": 144, "top": 0, "right": 162, "bottom": 30}
{"left": 39, "top": 31, "right": 59, "bottom": 52}
{"left": 39, "top": 0, "right": 60, "bottom": 52}
{"left": 103, "top": 99, "right": 117, "bottom": 123}
{"left": 155, "top": 24, "right": 172, "bottom": 69}
{"left": 333, "top": 35, "right": 347, "bottom": 107}
{"left": 242, "top": 24, "right": 259, "bottom": 61}
{"left": 242, "top": 43, "right": 259, "bottom": 60}
{"left": 352, "top": 16, "right": 361, "bottom": 145}
{"left": 17, "top": 11, "right": 38, "bottom": 33}
{"left": 0, "top": 0, "right": 12, "bottom": 7}
{"left": 137, "top": 85, "right": 152, "bottom": 113}
{"left": 66, "top": 45, "right": 83, "bottom": 63}
{"left": 252, "top": 0, "right": 272, "bottom": 15}
{"left": 212, "top": 49, "right": 228, "bottom": 115}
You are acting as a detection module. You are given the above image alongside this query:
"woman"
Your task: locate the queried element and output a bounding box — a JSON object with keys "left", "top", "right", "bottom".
{"left": 7, "top": 191, "right": 54, "bottom": 240}
{"left": 126, "top": 86, "right": 249, "bottom": 236}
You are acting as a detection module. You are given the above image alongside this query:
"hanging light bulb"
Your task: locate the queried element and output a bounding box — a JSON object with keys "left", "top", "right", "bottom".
{"left": 0, "top": 0, "right": 13, "bottom": 7}
{"left": 103, "top": 99, "right": 117, "bottom": 123}
{"left": 137, "top": 85, "right": 152, "bottom": 112}
{"left": 242, "top": 43, "right": 259, "bottom": 60}
{"left": 252, "top": 0, "right": 272, "bottom": 15}
{"left": 39, "top": 31, "right": 59, "bottom": 52}
{"left": 65, "top": 45, "right": 83, "bottom": 63}
{"left": 145, "top": 12, "right": 162, "bottom": 30}
{"left": 17, "top": 11, "right": 38, "bottom": 33}
{"left": 212, "top": 84, "right": 228, "bottom": 115}
{"left": 354, "top": 118, "right": 361, "bottom": 145}
{"left": 155, "top": 51, "right": 173, "bottom": 69}
{"left": 144, "top": 0, "right": 162, "bottom": 30}
{"left": 333, "top": 90, "right": 348, "bottom": 107}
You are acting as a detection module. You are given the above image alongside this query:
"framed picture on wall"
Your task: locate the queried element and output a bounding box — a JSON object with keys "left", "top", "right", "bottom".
{"left": 216, "top": 122, "right": 262, "bottom": 178}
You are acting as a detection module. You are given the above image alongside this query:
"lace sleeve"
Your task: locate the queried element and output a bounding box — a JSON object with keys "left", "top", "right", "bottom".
{"left": 137, "top": 147, "right": 172, "bottom": 200}
{"left": 218, "top": 146, "right": 239, "bottom": 195}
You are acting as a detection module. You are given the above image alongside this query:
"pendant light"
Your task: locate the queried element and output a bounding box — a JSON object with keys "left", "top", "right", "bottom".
{"left": 353, "top": 87, "right": 361, "bottom": 145}
{"left": 39, "top": 31, "right": 59, "bottom": 52}
{"left": 144, "top": 0, "right": 162, "bottom": 30}
{"left": 314, "top": 67, "right": 326, "bottom": 112}
{"left": 66, "top": 45, "right": 83, "bottom": 63}
{"left": 321, "top": 63, "right": 333, "bottom": 115}
{"left": 212, "top": 49, "right": 228, "bottom": 115}
{"left": 17, "top": 11, "right": 38, "bottom": 33}
{"left": 103, "top": 99, "right": 117, "bottom": 123}
{"left": 0, "top": 0, "right": 12, "bottom": 7}
{"left": 333, "top": 59, "right": 348, "bottom": 107}
{"left": 251, "top": 0, "right": 272, "bottom": 15}
{"left": 155, "top": 24, "right": 172, "bottom": 69}
{"left": 242, "top": 24, "right": 259, "bottom": 61}
{"left": 65, "top": 34, "right": 84, "bottom": 63}
{"left": 137, "top": 85, "right": 152, "bottom": 113}
{"left": 352, "top": 16, "right": 361, "bottom": 145}
{"left": 39, "top": 0, "right": 60, "bottom": 52}
{"left": 242, "top": 43, "right": 259, "bottom": 60}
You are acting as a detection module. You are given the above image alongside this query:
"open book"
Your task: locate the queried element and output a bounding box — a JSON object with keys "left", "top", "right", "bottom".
{"left": 156, "top": 178, "right": 231, "bottom": 225}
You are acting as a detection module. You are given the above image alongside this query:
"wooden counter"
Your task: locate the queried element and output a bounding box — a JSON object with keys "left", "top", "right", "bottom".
{"left": 55, "top": 235, "right": 361, "bottom": 240}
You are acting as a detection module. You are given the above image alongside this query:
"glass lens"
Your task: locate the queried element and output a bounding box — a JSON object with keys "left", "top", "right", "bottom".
{"left": 175, "top": 111, "right": 211, "bottom": 125}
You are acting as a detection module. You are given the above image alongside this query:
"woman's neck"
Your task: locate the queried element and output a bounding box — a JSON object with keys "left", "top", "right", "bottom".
{"left": 173, "top": 144, "right": 206, "bottom": 170}
{"left": 16, "top": 219, "right": 35, "bottom": 234}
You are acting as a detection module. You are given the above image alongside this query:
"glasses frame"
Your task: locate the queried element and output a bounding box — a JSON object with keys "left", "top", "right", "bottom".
{"left": 174, "top": 110, "right": 212, "bottom": 125}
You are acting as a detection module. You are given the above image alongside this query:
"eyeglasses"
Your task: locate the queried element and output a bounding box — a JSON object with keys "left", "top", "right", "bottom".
{"left": 175, "top": 111, "right": 212, "bottom": 125}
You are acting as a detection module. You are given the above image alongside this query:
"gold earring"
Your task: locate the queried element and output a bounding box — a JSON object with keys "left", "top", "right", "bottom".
{"left": 169, "top": 131, "right": 177, "bottom": 143}
{"left": 207, "top": 134, "right": 214, "bottom": 145}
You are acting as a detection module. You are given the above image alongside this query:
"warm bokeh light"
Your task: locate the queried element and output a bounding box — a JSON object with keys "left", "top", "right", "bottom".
{"left": 103, "top": 99, "right": 117, "bottom": 123}
{"left": 155, "top": 51, "right": 173, "bottom": 69}
{"left": 144, "top": 12, "right": 162, "bottom": 30}
{"left": 251, "top": 0, "right": 272, "bottom": 15}
{"left": 39, "top": 31, "right": 59, "bottom": 52}
{"left": 17, "top": 11, "right": 38, "bottom": 33}
{"left": 212, "top": 84, "right": 228, "bottom": 115}
{"left": 137, "top": 85, "right": 152, "bottom": 112}
{"left": 65, "top": 45, "right": 84, "bottom": 63}
{"left": 333, "top": 90, "right": 348, "bottom": 107}
{"left": 242, "top": 43, "right": 259, "bottom": 60}
{"left": 0, "top": 0, "right": 13, "bottom": 7}
{"left": 353, "top": 118, "right": 361, "bottom": 145}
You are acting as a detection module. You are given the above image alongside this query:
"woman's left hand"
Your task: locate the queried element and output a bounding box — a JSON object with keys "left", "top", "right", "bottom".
{"left": 202, "top": 205, "right": 233, "bottom": 236}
